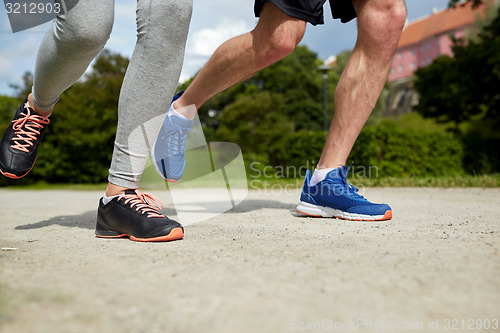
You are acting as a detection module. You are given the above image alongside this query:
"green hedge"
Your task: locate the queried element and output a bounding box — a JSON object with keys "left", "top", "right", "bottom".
{"left": 461, "top": 133, "right": 500, "bottom": 175}
{"left": 272, "top": 122, "right": 466, "bottom": 178}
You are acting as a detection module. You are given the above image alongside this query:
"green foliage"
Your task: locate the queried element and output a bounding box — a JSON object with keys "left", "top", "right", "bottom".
{"left": 414, "top": 6, "right": 500, "bottom": 131}
{"left": 272, "top": 122, "right": 465, "bottom": 178}
{"left": 461, "top": 131, "right": 500, "bottom": 174}
{"left": 250, "top": 46, "right": 325, "bottom": 131}
{"left": 349, "top": 122, "right": 464, "bottom": 177}
{"left": 413, "top": 56, "right": 466, "bottom": 130}
{"left": 193, "top": 46, "right": 328, "bottom": 133}
{"left": 196, "top": 45, "right": 387, "bottom": 165}
{"left": 1, "top": 50, "right": 126, "bottom": 186}
{"left": 273, "top": 131, "right": 326, "bottom": 169}
{"left": 0, "top": 95, "right": 22, "bottom": 133}
{"left": 216, "top": 91, "right": 294, "bottom": 163}
{"left": 385, "top": 112, "right": 452, "bottom": 132}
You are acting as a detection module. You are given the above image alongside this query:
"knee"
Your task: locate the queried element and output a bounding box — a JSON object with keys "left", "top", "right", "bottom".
{"left": 137, "top": 0, "right": 193, "bottom": 36}
{"left": 55, "top": 17, "right": 112, "bottom": 52}
{"left": 387, "top": 1, "right": 407, "bottom": 35}
{"left": 359, "top": 0, "right": 407, "bottom": 44}
{"left": 253, "top": 24, "right": 304, "bottom": 68}
{"left": 266, "top": 34, "right": 299, "bottom": 63}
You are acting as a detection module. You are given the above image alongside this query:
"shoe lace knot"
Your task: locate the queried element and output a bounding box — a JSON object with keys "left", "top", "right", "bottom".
{"left": 325, "top": 165, "right": 366, "bottom": 201}
{"left": 11, "top": 103, "right": 50, "bottom": 153}
{"left": 120, "top": 190, "right": 165, "bottom": 218}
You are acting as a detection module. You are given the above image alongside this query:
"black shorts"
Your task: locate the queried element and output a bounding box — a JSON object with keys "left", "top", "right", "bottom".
{"left": 254, "top": 0, "right": 356, "bottom": 25}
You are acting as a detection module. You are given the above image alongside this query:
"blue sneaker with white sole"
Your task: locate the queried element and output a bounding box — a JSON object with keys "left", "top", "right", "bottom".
{"left": 151, "top": 91, "right": 193, "bottom": 182}
{"left": 296, "top": 166, "right": 392, "bottom": 221}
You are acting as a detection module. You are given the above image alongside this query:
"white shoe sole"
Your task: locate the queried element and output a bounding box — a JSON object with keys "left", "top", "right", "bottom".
{"left": 296, "top": 201, "right": 392, "bottom": 221}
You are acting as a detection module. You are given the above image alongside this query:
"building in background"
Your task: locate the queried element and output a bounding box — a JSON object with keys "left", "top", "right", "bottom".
{"left": 389, "top": 1, "right": 486, "bottom": 82}
{"left": 386, "top": 1, "right": 488, "bottom": 115}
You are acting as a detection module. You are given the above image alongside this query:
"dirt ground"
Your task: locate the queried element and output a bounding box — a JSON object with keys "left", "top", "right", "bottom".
{"left": 0, "top": 187, "right": 499, "bottom": 333}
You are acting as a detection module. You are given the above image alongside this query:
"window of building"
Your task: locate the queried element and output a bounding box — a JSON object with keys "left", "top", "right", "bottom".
{"left": 410, "top": 61, "right": 415, "bottom": 70}
{"left": 399, "top": 64, "right": 404, "bottom": 72}
{"left": 398, "top": 52, "right": 403, "bottom": 59}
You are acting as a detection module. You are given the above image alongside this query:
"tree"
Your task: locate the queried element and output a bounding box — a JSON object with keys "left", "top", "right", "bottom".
{"left": 1, "top": 50, "right": 128, "bottom": 186}
{"left": 185, "top": 45, "right": 327, "bottom": 133}
{"left": 249, "top": 45, "right": 325, "bottom": 131}
{"left": 413, "top": 6, "right": 500, "bottom": 132}
{"left": 216, "top": 91, "right": 294, "bottom": 164}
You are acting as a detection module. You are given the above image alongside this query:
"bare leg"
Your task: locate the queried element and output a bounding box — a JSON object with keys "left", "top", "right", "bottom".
{"left": 317, "top": 0, "right": 407, "bottom": 169}
{"left": 174, "top": 3, "right": 306, "bottom": 110}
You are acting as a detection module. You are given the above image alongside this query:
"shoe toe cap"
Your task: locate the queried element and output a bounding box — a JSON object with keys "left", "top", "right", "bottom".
{"left": 347, "top": 203, "right": 391, "bottom": 216}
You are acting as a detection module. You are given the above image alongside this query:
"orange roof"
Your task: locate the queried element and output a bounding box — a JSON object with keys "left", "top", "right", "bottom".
{"left": 397, "top": 1, "right": 487, "bottom": 48}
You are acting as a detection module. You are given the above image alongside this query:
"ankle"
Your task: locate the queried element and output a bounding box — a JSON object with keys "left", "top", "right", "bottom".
{"left": 105, "top": 182, "right": 133, "bottom": 197}
{"left": 316, "top": 165, "right": 343, "bottom": 170}
{"left": 27, "top": 93, "right": 53, "bottom": 117}
{"left": 170, "top": 98, "right": 197, "bottom": 120}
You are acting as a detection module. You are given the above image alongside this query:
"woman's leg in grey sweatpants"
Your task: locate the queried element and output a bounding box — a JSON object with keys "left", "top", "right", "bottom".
{"left": 31, "top": 0, "right": 114, "bottom": 112}
{"left": 107, "top": 0, "right": 192, "bottom": 189}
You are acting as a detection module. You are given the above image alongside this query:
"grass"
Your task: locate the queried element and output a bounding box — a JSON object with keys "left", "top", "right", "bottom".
{"left": 2, "top": 174, "right": 498, "bottom": 190}
{"left": 2, "top": 182, "right": 108, "bottom": 191}
{"left": 249, "top": 174, "right": 500, "bottom": 189}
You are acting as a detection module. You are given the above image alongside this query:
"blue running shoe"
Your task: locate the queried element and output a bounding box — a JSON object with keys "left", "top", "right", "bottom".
{"left": 151, "top": 91, "right": 193, "bottom": 182}
{"left": 296, "top": 166, "right": 392, "bottom": 221}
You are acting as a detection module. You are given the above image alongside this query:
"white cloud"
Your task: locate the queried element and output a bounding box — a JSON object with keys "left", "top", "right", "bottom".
{"left": 187, "top": 19, "right": 250, "bottom": 57}
{"left": 0, "top": 0, "right": 453, "bottom": 96}
{"left": 0, "top": 57, "right": 14, "bottom": 81}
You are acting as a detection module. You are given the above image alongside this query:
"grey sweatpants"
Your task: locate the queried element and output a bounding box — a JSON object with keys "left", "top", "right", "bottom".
{"left": 32, "top": 0, "right": 192, "bottom": 188}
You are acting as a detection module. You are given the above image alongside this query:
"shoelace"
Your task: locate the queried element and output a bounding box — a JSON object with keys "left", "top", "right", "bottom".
{"left": 118, "top": 190, "right": 166, "bottom": 218}
{"left": 165, "top": 115, "right": 193, "bottom": 155}
{"left": 324, "top": 165, "right": 367, "bottom": 201}
{"left": 11, "top": 103, "right": 50, "bottom": 153}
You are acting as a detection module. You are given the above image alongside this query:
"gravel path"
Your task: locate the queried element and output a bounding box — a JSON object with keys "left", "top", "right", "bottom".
{"left": 0, "top": 188, "right": 499, "bottom": 333}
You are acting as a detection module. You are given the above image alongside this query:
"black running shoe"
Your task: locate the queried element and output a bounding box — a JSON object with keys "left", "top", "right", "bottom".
{"left": 0, "top": 99, "right": 50, "bottom": 179}
{"left": 96, "top": 189, "right": 184, "bottom": 242}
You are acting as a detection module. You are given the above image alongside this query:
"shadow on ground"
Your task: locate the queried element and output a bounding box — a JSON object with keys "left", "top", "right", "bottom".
{"left": 14, "top": 199, "right": 296, "bottom": 230}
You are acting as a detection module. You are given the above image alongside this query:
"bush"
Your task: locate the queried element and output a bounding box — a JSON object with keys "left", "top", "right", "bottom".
{"left": 272, "top": 122, "right": 465, "bottom": 178}
{"left": 462, "top": 133, "right": 500, "bottom": 174}
{"left": 350, "top": 122, "right": 464, "bottom": 177}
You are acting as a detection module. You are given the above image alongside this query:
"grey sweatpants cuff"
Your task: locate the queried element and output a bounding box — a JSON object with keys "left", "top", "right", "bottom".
{"left": 107, "top": 174, "right": 140, "bottom": 190}
{"left": 31, "top": 86, "right": 59, "bottom": 112}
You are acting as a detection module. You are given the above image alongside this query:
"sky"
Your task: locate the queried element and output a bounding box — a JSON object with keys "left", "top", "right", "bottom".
{"left": 0, "top": 0, "right": 452, "bottom": 96}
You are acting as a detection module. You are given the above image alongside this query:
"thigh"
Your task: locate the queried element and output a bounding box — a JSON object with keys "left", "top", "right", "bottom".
{"left": 254, "top": 0, "right": 327, "bottom": 26}
{"left": 253, "top": 2, "right": 307, "bottom": 45}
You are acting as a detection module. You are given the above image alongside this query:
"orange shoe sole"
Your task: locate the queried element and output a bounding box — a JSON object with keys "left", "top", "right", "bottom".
{"left": 96, "top": 227, "right": 184, "bottom": 242}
